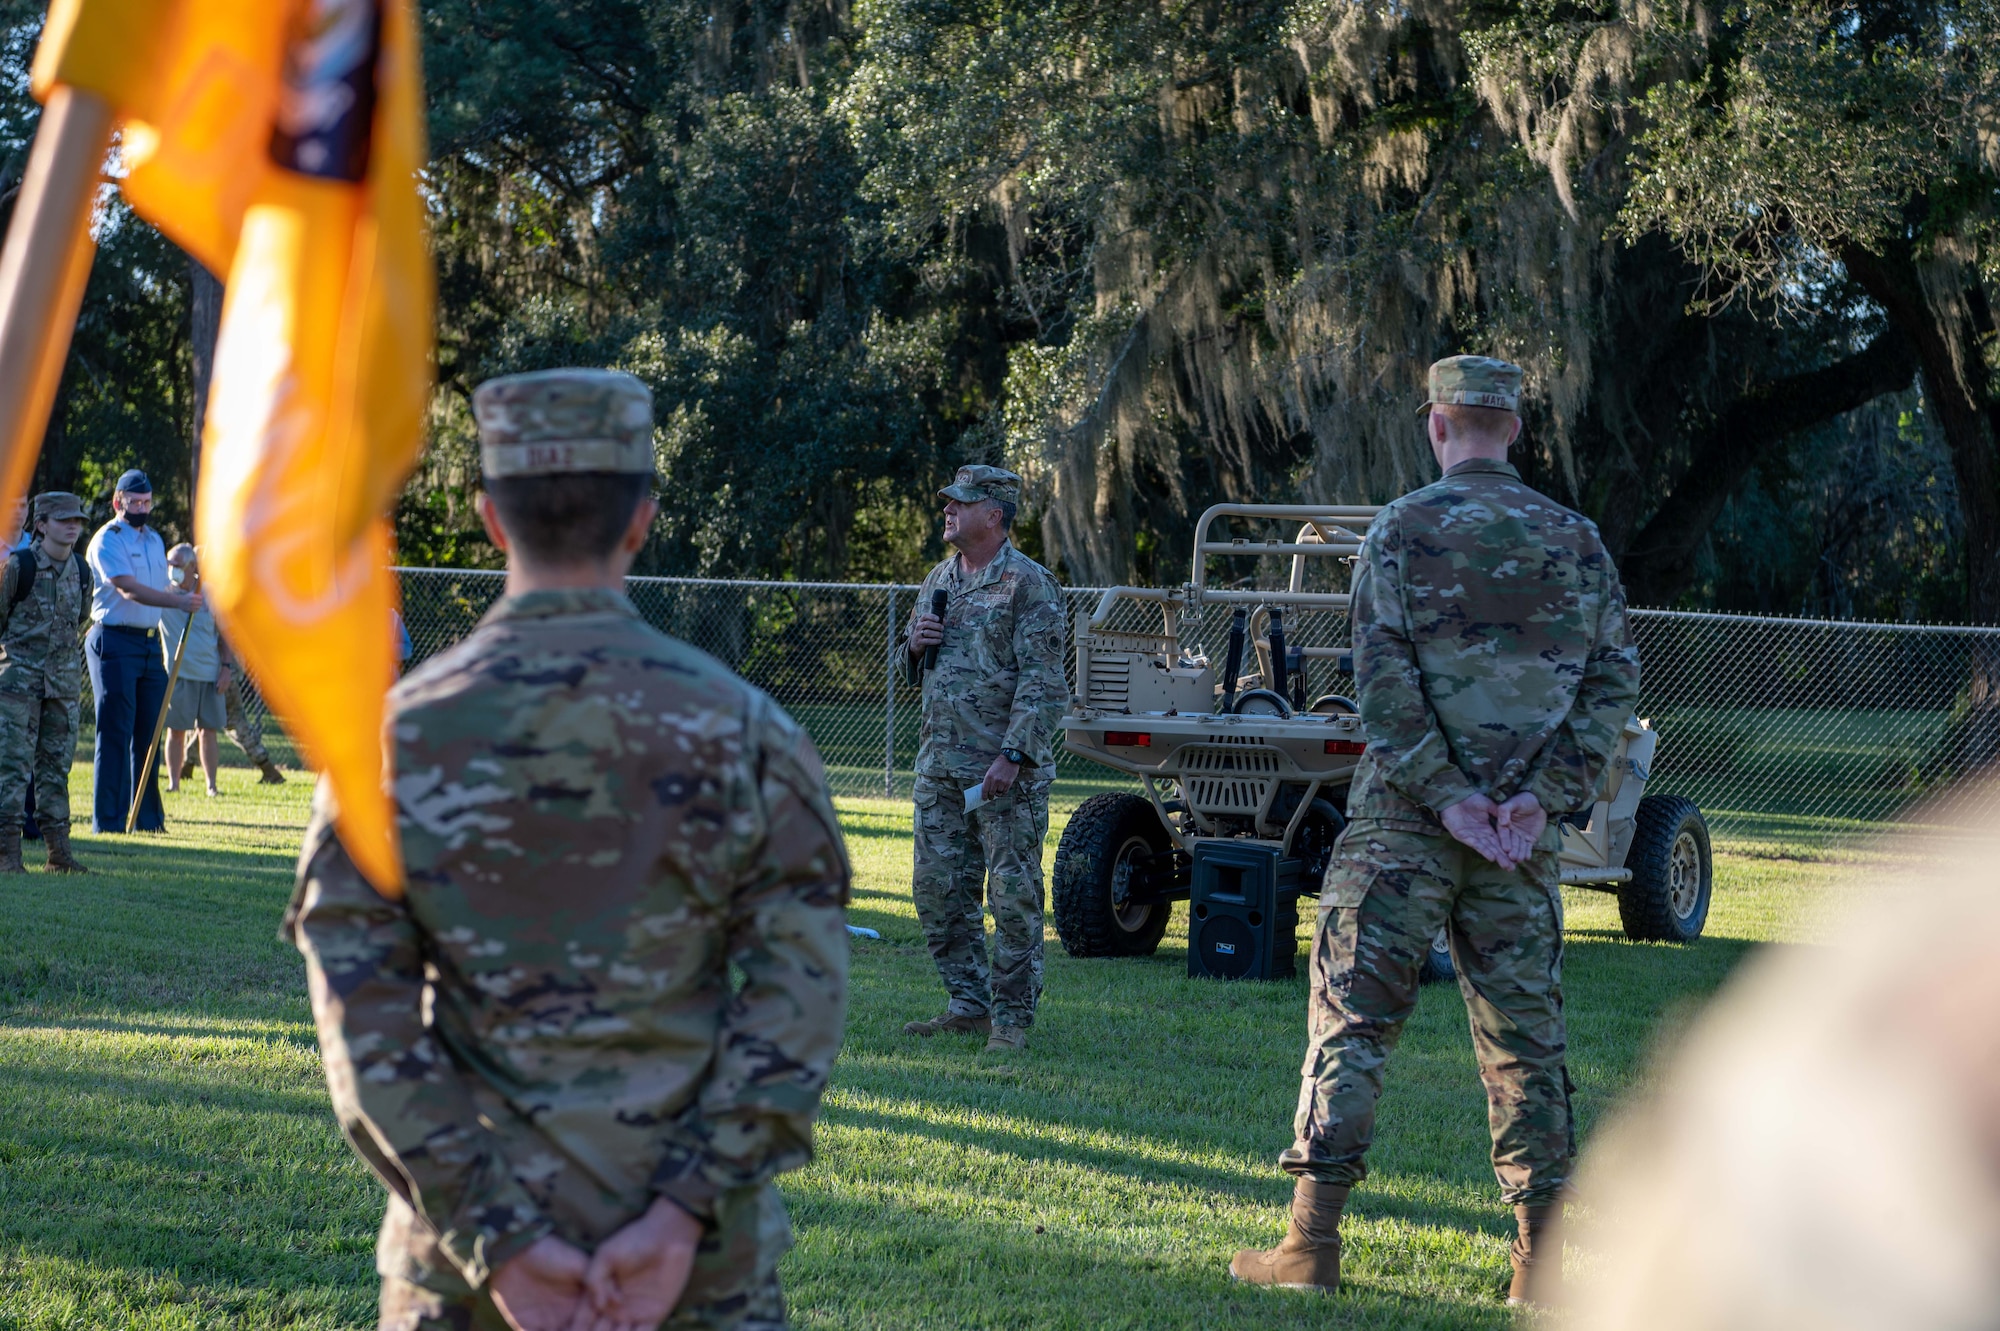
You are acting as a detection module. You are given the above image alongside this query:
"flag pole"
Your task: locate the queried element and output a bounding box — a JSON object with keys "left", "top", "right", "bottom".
{"left": 128, "top": 609, "right": 191, "bottom": 834}
{"left": 0, "top": 84, "right": 112, "bottom": 518}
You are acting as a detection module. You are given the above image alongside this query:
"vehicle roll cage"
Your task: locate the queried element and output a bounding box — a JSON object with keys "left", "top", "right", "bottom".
{"left": 1082, "top": 503, "right": 1382, "bottom": 663}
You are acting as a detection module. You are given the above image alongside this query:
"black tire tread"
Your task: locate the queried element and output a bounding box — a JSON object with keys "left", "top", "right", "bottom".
{"left": 1617, "top": 794, "right": 1712, "bottom": 943}
{"left": 1053, "top": 792, "right": 1172, "bottom": 958}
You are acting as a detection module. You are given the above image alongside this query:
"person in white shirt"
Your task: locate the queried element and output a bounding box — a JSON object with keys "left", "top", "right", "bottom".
{"left": 84, "top": 470, "right": 199, "bottom": 832}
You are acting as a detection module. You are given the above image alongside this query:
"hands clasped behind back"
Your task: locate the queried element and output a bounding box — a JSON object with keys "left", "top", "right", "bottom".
{"left": 1438, "top": 791, "right": 1547, "bottom": 872}
{"left": 489, "top": 1199, "right": 702, "bottom": 1331}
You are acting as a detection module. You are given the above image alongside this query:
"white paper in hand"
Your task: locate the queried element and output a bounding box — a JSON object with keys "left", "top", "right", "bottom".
{"left": 964, "top": 783, "right": 989, "bottom": 813}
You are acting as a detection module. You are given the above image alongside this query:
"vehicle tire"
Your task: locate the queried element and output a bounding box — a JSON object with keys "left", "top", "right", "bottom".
{"left": 1417, "top": 927, "right": 1455, "bottom": 984}
{"left": 1617, "top": 795, "right": 1713, "bottom": 943}
{"left": 1054, "top": 792, "right": 1175, "bottom": 958}
{"left": 1291, "top": 799, "right": 1347, "bottom": 893}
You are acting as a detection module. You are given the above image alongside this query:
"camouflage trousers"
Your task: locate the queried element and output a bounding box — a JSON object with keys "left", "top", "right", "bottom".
{"left": 375, "top": 1189, "right": 789, "bottom": 1331}
{"left": 0, "top": 691, "right": 75, "bottom": 834}
{"left": 220, "top": 676, "right": 272, "bottom": 767}
{"left": 1280, "top": 822, "right": 1574, "bottom": 1206}
{"left": 377, "top": 1272, "right": 785, "bottom": 1331}
{"left": 910, "top": 773, "right": 1050, "bottom": 1028}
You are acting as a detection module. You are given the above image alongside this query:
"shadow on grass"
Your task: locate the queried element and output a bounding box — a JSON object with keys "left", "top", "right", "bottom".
{"left": 0, "top": 1056, "right": 328, "bottom": 1123}
{"left": 58, "top": 835, "right": 297, "bottom": 876}
{"left": 828, "top": 1092, "right": 1517, "bottom": 1241}
{"left": 785, "top": 1188, "right": 1514, "bottom": 1331}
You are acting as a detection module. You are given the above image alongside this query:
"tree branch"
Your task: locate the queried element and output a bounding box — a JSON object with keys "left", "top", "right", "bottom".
{"left": 1620, "top": 326, "right": 1920, "bottom": 605}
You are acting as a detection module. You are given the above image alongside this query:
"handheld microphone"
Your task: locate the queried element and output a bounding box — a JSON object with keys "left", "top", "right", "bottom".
{"left": 924, "top": 589, "right": 946, "bottom": 671}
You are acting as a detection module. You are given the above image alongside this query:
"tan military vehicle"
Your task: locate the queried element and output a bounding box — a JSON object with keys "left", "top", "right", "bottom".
{"left": 1054, "top": 503, "right": 1713, "bottom": 980}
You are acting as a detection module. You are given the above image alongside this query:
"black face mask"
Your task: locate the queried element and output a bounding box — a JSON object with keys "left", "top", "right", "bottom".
{"left": 123, "top": 509, "right": 151, "bottom": 529}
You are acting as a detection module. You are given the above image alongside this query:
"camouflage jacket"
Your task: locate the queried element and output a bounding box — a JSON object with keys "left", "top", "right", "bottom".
{"left": 1348, "top": 457, "right": 1641, "bottom": 831}
{"left": 900, "top": 541, "right": 1067, "bottom": 781}
{"left": 284, "top": 588, "right": 851, "bottom": 1289}
{"left": 0, "top": 545, "right": 87, "bottom": 699}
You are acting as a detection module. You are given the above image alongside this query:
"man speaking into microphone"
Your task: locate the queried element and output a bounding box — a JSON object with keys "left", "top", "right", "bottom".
{"left": 899, "top": 466, "right": 1067, "bottom": 1055}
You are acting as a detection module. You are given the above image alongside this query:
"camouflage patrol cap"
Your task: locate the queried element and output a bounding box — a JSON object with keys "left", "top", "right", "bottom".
{"left": 1418, "top": 355, "right": 1524, "bottom": 415}
{"left": 32, "top": 491, "right": 85, "bottom": 522}
{"left": 472, "top": 369, "right": 655, "bottom": 478}
{"left": 938, "top": 464, "right": 1021, "bottom": 507}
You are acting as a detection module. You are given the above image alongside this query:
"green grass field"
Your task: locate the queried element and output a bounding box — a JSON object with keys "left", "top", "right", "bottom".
{"left": 0, "top": 764, "right": 1861, "bottom": 1329}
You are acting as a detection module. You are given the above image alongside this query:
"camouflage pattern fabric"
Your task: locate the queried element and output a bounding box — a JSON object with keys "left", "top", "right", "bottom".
{"left": 0, "top": 694, "right": 74, "bottom": 835}
{"left": 899, "top": 542, "right": 1067, "bottom": 782}
{"left": 0, "top": 546, "right": 87, "bottom": 702}
{"left": 220, "top": 674, "right": 274, "bottom": 767}
{"left": 937, "top": 464, "right": 1021, "bottom": 507}
{"left": 375, "top": 1194, "right": 790, "bottom": 1331}
{"left": 1281, "top": 825, "right": 1573, "bottom": 1204}
{"left": 284, "top": 588, "right": 850, "bottom": 1316}
{"left": 0, "top": 546, "right": 86, "bottom": 836}
{"left": 472, "top": 368, "right": 656, "bottom": 478}
{"left": 1419, "top": 354, "right": 1523, "bottom": 413}
{"left": 378, "top": 1272, "right": 785, "bottom": 1331}
{"left": 1346, "top": 457, "right": 1641, "bottom": 829}
{"left": 1278, "top": 453, "right": 1637, "bottom": 1208}
{"left": 910, "top": 773, "right": 1051, "bottom": 1027}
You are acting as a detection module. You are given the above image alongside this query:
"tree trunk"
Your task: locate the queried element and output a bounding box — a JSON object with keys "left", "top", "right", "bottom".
{"left": 1839, "top": 241, "right": 2000, "bottom": 620}
{"left": 1619, "top": 328, "right": 1920, "bottom": 605}
{"left": 1841, "top": 239, "right": 2000, "bottom": 776}
{"left": 189, "top": 257, "right": 223, "bottom": 501}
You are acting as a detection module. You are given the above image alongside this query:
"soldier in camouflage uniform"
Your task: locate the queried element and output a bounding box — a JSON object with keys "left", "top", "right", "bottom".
{"left": 0, "top": 492, "right": 92, "bottom": 874}
{"left": 899, "top": 465, "right": 1067, "bottom": 1054}
{"left": 285, "top": 370, "right": 850, "bottom": 1331}
{"left": 1232, "top": 357, "right": 1641, "bottom": 1305}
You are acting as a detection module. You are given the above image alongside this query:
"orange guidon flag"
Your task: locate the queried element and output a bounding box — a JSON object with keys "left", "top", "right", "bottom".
{"left": 33, "top": 0, "right": 432, "bottom": 893}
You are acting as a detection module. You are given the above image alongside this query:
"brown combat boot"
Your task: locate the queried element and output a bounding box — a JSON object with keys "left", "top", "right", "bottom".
{"left": 901, "top": 1011, "right": 992, "bottom": 1037}
{"left": 1507, "top": 1203, "right": 1562, "bottom": 1306}
{"left": 983, "top": 1024, "right": 1027, "bottom": 1053}
{"left": 0, "top": 828, "right": 22, "bottom": 874}
{"left": 257, "top": 759, "right": 287, "bottom": 785}
{"left": 43, "top": 824, "right": 88, "bottom": 874}
{"left": 1229, "top": 1178, "right": 1347, "bottom": 1293}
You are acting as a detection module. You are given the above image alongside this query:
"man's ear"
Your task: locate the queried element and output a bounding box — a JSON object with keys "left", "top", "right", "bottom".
{"left": 476, "top": 491, "right": 511, "bottom": 553}
{"left": 619, "top": 497, "right": 659, "bottom": 556}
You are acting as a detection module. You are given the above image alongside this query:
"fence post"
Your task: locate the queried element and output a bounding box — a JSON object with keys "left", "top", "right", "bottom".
{"left": 883, "top": 585, "right": 897, "bottom": 799}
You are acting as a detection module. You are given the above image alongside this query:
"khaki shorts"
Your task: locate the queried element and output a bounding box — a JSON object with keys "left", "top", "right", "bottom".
{"left": 166, "top": 677, "right": 227, "bottom": 731}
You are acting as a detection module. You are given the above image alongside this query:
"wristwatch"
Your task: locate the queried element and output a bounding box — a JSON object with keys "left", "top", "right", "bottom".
{"left": 1000, "top": 747, "right": 1027, "bottom": 765}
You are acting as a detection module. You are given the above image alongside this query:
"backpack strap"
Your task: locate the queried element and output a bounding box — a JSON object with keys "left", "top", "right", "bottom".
{"left": 6, "top": 546, "right": 33, "bottom": 610}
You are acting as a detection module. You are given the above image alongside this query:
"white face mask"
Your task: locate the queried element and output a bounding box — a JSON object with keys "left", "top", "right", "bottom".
{"left": 168, "top": 566, "right": 187, "bottom": 587}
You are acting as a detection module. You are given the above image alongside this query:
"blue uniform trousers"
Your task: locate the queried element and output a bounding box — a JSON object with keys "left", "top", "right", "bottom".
{"left": 86, "top": 624, "right": 165, "bottom": 833}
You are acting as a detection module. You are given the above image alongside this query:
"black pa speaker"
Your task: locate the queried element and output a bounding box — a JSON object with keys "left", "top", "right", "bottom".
{"left": 1188, "top": 841, "right": 1303, "bottom": 980}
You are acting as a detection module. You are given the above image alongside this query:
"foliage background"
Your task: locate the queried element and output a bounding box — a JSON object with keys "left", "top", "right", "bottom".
{"left": 1, "top": 0, "right": 1995, "bottom": 622}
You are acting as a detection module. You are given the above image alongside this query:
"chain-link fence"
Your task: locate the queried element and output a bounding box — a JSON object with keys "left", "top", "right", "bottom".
{"left": 179, "top": 569, "right": 2000, "bottom": 857}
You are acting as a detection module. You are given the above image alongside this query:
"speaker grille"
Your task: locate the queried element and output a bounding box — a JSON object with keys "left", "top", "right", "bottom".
{"left": 1195, "top": 914, "right": 1257, "bottom": 979}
